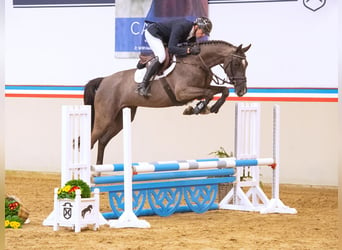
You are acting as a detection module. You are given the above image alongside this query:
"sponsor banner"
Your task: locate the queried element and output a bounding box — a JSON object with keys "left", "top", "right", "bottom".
{"left": 114, "top": 17, "right": 148, "bottom": 53}
{"left": 5, "top": 85, "right": 338, "bottom": 102}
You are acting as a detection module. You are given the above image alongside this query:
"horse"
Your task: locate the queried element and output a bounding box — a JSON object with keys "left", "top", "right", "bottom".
{"left": 84, "top": 40, "right": 251, "bottom": 165}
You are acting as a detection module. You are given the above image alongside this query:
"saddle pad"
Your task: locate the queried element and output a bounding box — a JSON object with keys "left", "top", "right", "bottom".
{"left": 134, "top": 55, "right": 176, "bottom": 83}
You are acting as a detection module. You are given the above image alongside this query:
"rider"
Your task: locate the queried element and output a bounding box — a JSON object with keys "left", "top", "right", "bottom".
{"left": 136, "top": 16, "right": 213, "bottom": 97}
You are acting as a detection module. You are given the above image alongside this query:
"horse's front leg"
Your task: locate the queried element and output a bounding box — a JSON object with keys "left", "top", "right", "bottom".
{"left": 209, "top": 87, "right": 230, "bottom": 113}
{"left": 176, "top": 87, "right": 217, "bottom": 115}
{"left": 193, "top": 98, "right": 212, "bottom": 114}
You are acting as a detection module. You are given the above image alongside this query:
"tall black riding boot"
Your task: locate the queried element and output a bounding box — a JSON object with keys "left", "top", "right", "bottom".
{"left": 136, "top": 57, "right": 161, "bottom": 97}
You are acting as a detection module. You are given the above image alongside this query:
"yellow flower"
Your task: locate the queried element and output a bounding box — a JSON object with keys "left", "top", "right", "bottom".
{"left": 62, "top": 185, "right": 71, "bottom": 192}
{"left": 5, "top": 220, "right": 9, "bottom": 227}
{"left": 10, "top": 221, "right": 21, "bottom": 229}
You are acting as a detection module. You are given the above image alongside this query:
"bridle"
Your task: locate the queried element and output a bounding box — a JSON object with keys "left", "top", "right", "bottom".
{"left": 198, "top": 53, "right": 247, "bottom": 86}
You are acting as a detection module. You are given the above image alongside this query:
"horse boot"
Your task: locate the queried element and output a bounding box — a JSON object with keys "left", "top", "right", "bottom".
{"left": 193, "top": 100, "right": 207, "bottom": 114}
{"left": 136, "top": 57, "right": 161, "bottom": 97}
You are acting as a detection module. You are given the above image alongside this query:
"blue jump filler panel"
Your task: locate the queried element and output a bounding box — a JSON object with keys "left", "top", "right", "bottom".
{"left": 92, "top": 157, "right": 274, "bottom": 218}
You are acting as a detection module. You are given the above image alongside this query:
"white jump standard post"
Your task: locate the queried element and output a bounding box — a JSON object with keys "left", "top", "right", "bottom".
{"left": 219, "top": 103, "right": 297, "bottom": 214}
{"left": 109, "top": 107, "right": 150, "bottom": 228}
{"left": 43, "top": 105, "right": 108, "bottom": 227}
{"left": 260, "top": 105, "right": 297, "bottom": 214}
{"left": 219, "top": 103, "right": 268, "bottom": 211}
{"left": 61, "top": 105, "right": 91, "bottom": 186}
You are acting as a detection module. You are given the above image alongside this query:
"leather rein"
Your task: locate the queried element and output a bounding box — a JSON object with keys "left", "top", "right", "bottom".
{"left": 198, "top": 53, "right": 247, "bottom": 86}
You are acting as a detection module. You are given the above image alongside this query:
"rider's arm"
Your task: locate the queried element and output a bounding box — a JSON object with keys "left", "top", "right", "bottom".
{"left": 167, "top": 23, "right": 193, "bottom": 56}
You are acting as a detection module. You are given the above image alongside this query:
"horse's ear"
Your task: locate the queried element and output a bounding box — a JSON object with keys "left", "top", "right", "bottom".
{"left": 242, "top": 44, "right": 252, "bottom": 53}
{"left": 236, "top": 44, "right": 243, "bottom": 51}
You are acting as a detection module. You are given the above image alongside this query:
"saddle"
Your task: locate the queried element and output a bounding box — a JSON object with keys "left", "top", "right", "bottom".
{"left": 135, "top": 48, "right": 183, "bottom": 105}
{"left": 136, "top": 48, "right": 172, "bottom": 75}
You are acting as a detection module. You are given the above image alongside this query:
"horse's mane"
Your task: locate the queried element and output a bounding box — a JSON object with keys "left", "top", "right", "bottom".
{"left": 198, "top": 40, "right": 234, "bottom": 47}
{"left": 178, "top": 40, "right": 234, "bottom": 48}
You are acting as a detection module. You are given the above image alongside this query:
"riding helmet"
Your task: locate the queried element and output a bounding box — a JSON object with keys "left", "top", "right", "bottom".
{"left": 194, "top": 17, "right": 212, "bottom": 36}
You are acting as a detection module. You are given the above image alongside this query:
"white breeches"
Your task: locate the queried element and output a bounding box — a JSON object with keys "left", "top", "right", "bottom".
{"left": 145, "top": 30, "right": 166, "bottom": 63}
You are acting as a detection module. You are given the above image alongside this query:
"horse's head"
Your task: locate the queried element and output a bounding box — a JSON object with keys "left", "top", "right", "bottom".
{"left": 224, "top": 44, "right": 251, "bottom": 97}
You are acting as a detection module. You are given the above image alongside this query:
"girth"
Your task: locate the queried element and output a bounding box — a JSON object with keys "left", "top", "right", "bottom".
{"left": 159, "top": 78, "right": 187, "bottom": 106}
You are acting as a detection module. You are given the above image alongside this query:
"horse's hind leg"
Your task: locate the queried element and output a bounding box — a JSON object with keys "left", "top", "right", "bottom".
{"left": 95, "top": 107, "right": 137, "bottom": 165}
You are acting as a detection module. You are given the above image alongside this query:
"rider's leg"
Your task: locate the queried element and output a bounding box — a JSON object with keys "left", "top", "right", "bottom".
{"left": 136, "top": 30, "right": 165, "bottom": 97}
{"left": 145, "top": 29, "right": 166, "bottom": 63}
{"left": 137, "top": 57, "right": 161, "bottom": 96}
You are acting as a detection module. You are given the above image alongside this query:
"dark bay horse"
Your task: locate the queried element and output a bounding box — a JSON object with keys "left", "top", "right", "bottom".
{"left": 84, "top": 40, "right": 251, "bottom": 164}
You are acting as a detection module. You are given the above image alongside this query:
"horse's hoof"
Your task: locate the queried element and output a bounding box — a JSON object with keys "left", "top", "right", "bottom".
{"left": 210, "top": 105, "right": 219, "bottom": 113}
{"left": 200, "top": 106, "right": 210, "bottom": 115}
{"left": 183, "top": 106, "right": 194, "bottom": 115}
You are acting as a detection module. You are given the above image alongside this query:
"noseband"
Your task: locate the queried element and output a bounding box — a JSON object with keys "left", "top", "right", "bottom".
{"left": 222, "top": 54, "right": 247, "bottom": 83}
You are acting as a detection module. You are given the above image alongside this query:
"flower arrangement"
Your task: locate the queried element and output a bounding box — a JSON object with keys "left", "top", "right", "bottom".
{"left": 57, "top": 179, "right": 91, "bottom": 199}
{"left": 5, "top": 196, "right": 29, "bottom": 229}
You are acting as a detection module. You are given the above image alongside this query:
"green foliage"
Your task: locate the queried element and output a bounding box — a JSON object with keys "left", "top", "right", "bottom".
{"left": 58, "top": 179, "right": 91, "bottom": 199}
{"left": 5, "top": 196, "right": 23, "bottom": 229}
{"left": 5, "top": 215, "right": 23, "bottom": 229}
{"left": 209, "top": 147, "right": 233, "bottom": 158}
{"left": 5, "top": 197, "right": 20, "bottom": 216}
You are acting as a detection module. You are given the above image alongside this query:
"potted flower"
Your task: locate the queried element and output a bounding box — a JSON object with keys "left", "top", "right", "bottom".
{"left": 5, "top": 195, "right": 29, "bottom": 229}
{"left": 53, "top": 179, "right": 100, "bottom": 233}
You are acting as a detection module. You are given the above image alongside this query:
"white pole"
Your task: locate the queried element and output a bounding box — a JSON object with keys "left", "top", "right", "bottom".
{"left": 261, "top": 104, "right": 297, "bottom": 214}
{"left": 110, "top": 107, "right": 150, "bottom": 228}
{"left": 61, "top": 106, "right": 70, "bottom": 186}
{"left": 273, "top": 104, "right": 280, "bottom": 200}
{"left": 123, "top": 107, "right": 133, "bottom": 214}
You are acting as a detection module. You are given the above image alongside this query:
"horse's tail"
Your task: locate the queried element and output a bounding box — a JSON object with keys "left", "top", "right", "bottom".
{"left": 84, "top": 77, "right": 104, "bottom": 130}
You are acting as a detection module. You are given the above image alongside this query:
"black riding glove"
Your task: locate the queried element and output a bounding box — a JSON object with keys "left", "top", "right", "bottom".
{"left": 189, "top": 45, "right": 200, "bottom": 55}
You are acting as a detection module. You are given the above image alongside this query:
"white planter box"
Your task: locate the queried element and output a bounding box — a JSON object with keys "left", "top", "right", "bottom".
{"left": 53, "top": 188, "right": 100, "bottom": 233}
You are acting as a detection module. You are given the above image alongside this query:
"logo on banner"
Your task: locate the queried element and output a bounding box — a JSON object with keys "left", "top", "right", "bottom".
{"left": 303, "top": 0, "right": 326, "bottom": 12}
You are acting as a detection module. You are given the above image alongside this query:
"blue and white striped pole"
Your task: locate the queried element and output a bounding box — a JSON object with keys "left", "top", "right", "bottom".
{"left": 92, "top": 157, "right": 275, "bottom": 174}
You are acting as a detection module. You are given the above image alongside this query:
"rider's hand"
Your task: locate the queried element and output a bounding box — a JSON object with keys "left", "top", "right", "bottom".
{"left": 189, "top": 45, "right": 200, "bottom": 55}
